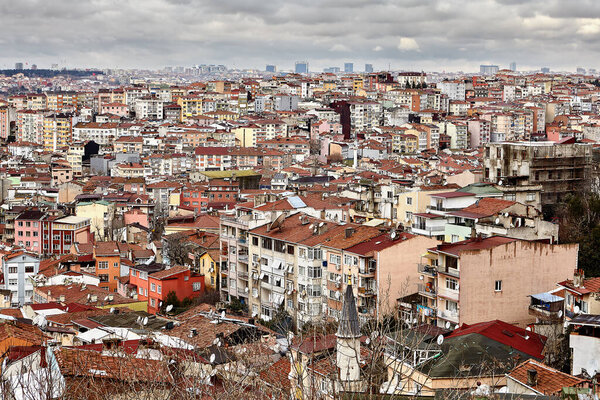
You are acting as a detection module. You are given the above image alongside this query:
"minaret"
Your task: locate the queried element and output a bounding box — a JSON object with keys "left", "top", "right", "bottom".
{"left": 336, "top": 278, "right": 361, "bottom": 384}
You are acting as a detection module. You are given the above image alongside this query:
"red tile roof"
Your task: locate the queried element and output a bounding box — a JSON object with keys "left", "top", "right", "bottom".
{"left": 507, "top": 359, "right": 586, "bottom": 395}
{"left": 433, "top": 236, "right": 518, "bottom": 256}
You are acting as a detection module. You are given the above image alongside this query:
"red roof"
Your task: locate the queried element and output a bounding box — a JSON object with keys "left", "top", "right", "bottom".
{"left": 194, "top": 147, "right": 229, "bottom": 156}
{"left": 430, "top": 191, "right": 476, "bottom": 199}
{"left": 433, "top": 236, "right": 518, "bottom": 256}
{"left": 448, "top": 320, "right": 546, "bottom": 359}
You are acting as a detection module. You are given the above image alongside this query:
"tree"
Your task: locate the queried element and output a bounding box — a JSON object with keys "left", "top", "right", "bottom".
{"left": 164, "top": 233, "right": 192, "bottom": 266}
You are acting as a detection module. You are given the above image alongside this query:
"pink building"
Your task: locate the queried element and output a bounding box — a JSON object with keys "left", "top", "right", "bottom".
{"left": 14, "top": 210, "right": 45, "bottom": 254}
{"left": 100, "top": 102, "right": 129, "bottom": 118}
{"left": 124, "top": 209, "right": 149, "bottom": 228}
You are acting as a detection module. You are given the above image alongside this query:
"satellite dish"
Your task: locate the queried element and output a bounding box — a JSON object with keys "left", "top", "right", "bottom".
{"left": 419, "top": 275, "right": 423, "bottom": 280}
{"left": 445, "top": 321, "right": 451, "bottom": 329}
{"left": 319, "top": 222, "right": 324, "bottom": 228}
{"left": 209, "top": 354, "right": 216, "bottom": 363}
{"left": 110, "top": 307, "right": 115, "bottom": 314}
{"left": 216, "top": 339, "right": 222, "bottom": 347}
{"left": 504, "top": 213, "right": 509, "bottom": 217}
{"left": 104, "top": 295, "right": 109, "bottom": 301}
{"left": 437, "top": 335, "right": 444, "bottom": 345}
{"left": 390, "top": 230, "right": 397, "bottom": 240}
{"left": 365, "top": 337, "right": 371, "bottom": 345}
{"left": 137, "top": 316, "right": 142, "bottom": 323}
{"left": 455, "top": 324, "right": 459, "bottom": 330}
{"left": 166, "top": 304, "right": 174, "bottom": 312}
{"left": 525, "top": 335, "right": 530, "bottom": 340}
{"left": 245, "top": 287, "right": 249, "bottom": 293}
{"left": 574, "top": 306, "right": 581, "bottom": 314}
{"left": 495, "top": 218, "right": 500, "bottom": 224}
{"left": 412, "top": 318, "right": 417, "bottom": 324}
{"left": 526, "top": 326, "right": 532, "bottom": 331}
{"left": 558, "top": 310, "right": 563, "bottom": 318}
{"left": 498, "top": 180, "right": 503, "bottom": 186}
{"left": 159, "top": 301, "right": 162, "bottom": 307}
{"left": 308, "top": 224, "right": 314, "bottom": 230}
{"left": 143, "top": 317, "right": 149, "bottom": 326}
{"left": 474, "top": 218, "right": 478, "bottom": 223}
{"left": 221, "top": 310, "right": 226, "bottom": 319}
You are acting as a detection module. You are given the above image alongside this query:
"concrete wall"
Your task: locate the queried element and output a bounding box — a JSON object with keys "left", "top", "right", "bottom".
{"left": 570, "top": 334, "right": 600, "bottom": 376}
{"left": 377, "top": 235, "right": 440, "bottom": 313}
{"left": 459, "top": 241, "right": 578, "bottom": 326}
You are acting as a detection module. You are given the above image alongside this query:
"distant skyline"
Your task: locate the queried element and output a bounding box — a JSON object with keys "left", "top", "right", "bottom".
{"left": 1, "top": 0, "right": 600, "bottom": 72}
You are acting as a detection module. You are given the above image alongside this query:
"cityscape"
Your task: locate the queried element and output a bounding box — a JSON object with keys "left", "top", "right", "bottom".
{"left": 2, "top": 0, "right": 600, "bottom": 399}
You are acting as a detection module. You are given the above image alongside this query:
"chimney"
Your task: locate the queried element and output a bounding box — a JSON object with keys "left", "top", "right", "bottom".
{"left": 573, "top": 269, "right": 585, "bottom": 288}
{"left": 527, "top": 369, "right": 538, "bottom": 386}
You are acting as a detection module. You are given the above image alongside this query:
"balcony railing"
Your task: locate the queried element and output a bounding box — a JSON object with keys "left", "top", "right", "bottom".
{"left": 418, "top": 283, "right": 437, "bottom": 298}
{"left": 238, "top": 272, "right": 249, "bottom": 280}
{"left": 438, "top": 267, "right": 460, "bottom": 278}
{"left": 437, "top": 309, "right": 459, "bottom": 322}
{"left": 418, "top": 263, "right": 437, "bottom": 276}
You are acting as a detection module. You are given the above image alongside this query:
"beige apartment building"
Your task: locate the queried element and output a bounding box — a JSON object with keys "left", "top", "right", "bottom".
{"left": 417, "top": 236, "right": 577, "bottom": 328}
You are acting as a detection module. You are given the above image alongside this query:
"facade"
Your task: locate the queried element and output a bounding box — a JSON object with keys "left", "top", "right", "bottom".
{"left": 417, "top": 237, "right": 578, "bottom": 328}
{"left": 484, "top": 142, "right": 593, "bottom": 207}
{"left": 1, "top": 252, "right": 40, "bottom": 306}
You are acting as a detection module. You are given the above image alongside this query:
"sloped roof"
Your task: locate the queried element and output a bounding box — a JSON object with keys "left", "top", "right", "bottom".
{"left": 507, "top": 359, "right": 585, "bottom": 395}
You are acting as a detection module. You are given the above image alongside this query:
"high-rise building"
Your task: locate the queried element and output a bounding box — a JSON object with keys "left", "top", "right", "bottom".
{"left": 295, "top": 61, "right": 309, "bottom": 74}
{"left": 344, "top": 62, "right": 354, "bottom": 73}
{"left": 323, "top": 67, "right": 340, "bottom": 73}
{"left": 541, "top": 67, "right": 550, "bottom": 73}
{"left": 265, "top": 65, "right": 276, "bottom": 73}
{"left": 365, "top": 64, "right": 373, "bottom": 73}
{"left": 14, "top": 63, "right": 23, "bottom": 70}
{"left": 509, "top": 62, "right": 517, "bottom": 72}
{"left": 480, "top": 64, "right": 499, "bottom": 75}
{"left": 577, "top": 67, "right": 586, "bottom": 75}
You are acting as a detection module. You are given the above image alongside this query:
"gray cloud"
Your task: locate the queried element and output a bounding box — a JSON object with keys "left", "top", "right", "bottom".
{"left": 0, "top": 0, "right": 598, "bottom": 72}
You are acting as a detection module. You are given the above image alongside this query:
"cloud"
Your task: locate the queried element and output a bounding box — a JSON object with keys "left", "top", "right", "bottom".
{"left": 397, "top": 37, "right": 420, "bottom": 51}
{"left": 0, "top": 0, "right": 598, "bottom": 72}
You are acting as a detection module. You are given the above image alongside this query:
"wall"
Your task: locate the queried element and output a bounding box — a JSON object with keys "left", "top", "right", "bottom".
{"left": 459, "top": 241, "right": 578, "bottom": 326}
{"left": 377, "top": 235, "right": 440, "bottom": 313}
{"left": 570, "top": 334, "right": 600, "bottom": 376}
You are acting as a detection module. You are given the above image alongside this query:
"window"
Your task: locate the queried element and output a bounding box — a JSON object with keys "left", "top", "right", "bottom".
{"left": 157, "top": 285, "right": 161, "bottom": 294}
{"left": 308, "top": 266, "right": 322, "bottom": 278}
{"left": 307, "top": 284, "right": 321, "bottom": 297}
{"left": 582, "top": 300, "right": 589, "bottom": 313}
{"left": 446, "top": 278, "right": 458, "bottom": 291}
{"left": 406, "top": 197, "right": 413, "bottom": 205}
{"left": 98, "top": 261, "right": 109, "bottom": 269}
{"left": 113, "top": 262, "right": 119, "bottom": 268}
{"left": 193, "top": 282, "right": 202, "bottom": 291}
{"left": 8, "top": 267, "right": 17, "bottom": 274}
{"left": 504, "top": 193, "right": 516, "bottom": 201}
{"left": 446, "top": 300, "right": 458, "bottom": 312}
{"left": 526, "top": 193, "right": 535, "bottom": 202}
{"left": 131, "top": 270, "right": 136, "bottom": 277}
{"left": 344, "top": 255, "right": 357, "bottom": 266}
{"left": 150, "top": 298, "right": 156, "bottom": 307}
{"left": 329, "top": 254, "right": 341, "bottom": 265}
{"left": 8, "top": 279, "right": 17, "bottom": 286}
{"left": 252, "top": 236, "right": 259, "bottom": 246}
{"left": 25, "top": 266, "right": 34, "bottom": 273}
{"left": 287, "top": 245, "right": 294, "bottom": 255}
{"left": 261, "top": 238, "right": 272, "bottom": 250}
{"left": 494, "top": 280, "right": 502, "bottom": 292}
{"left": 151, "top": 283, "right": 156, "bottom": 292}
{"left": 99, "top": 274, "right": 109, "bottom": 282}
{"left": 451, "top": 235, "right": 459, "bottom": 243}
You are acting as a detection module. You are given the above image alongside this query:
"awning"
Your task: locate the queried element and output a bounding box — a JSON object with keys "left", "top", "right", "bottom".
{"left": 421, "top": 253, "right": 437, "bottom": 260}
{"left": 530, "top": 292, "right": 564, "bottom": 303}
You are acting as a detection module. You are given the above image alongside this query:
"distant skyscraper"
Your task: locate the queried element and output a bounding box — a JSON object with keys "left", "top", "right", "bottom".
{"left": 577, "top": 67, "right": 586, "bottom": 75}
{"left": 265, "top": 65, "right": 276, "bottom": 73}
{"left": 14, "top": 63, "right": 23, "bottom": 70}
{"left": 509, "top": 62, "right": 517, "bottom": 72}
{"left": 541, "top": 67, "right": 550, "bottom": 74}
{"left": 344, "top": 62, "right": 354, "bottom": 73}
{"left": 480, "top": 64, "right": 499, "bottom": 75}
{"left": 295, "top": 61, "right": 309, "bottom": 74}
{"left": 365, "top": 64, "right": 374, "bottom": 73}
{"left": 324, "top": 67, "right": 340, "bottom": 73}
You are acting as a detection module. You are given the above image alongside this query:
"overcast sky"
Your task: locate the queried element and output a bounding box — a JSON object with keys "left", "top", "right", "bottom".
{"left": 1, "top": 0, "right": 599, "bottom": 72}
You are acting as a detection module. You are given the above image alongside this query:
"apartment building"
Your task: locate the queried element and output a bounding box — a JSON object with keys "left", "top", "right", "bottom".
{"left": 417, "top": 237, "right": 577, "bottom": 328}
{"left": 1, "top": 251, "right": 40, "bottom": 306}
{"left": 484, "top": 141, "right": 593, "bottom": 207}
{"left": 17, "top": 110, "right": 46, "bottom": 144}
{"left": 43, "top": 113, "right": 75, "bottom": 151}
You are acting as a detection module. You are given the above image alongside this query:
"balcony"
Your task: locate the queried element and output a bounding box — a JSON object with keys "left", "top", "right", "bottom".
{"left": 437, "top": 309, "right": 459, "bottom": 323}
{"left": 238, "top": 238, "right": 248, "bottom": 246}
{"left": 238, "top": 271, "right": 249, "bottom": 280}
{"left": 418, "top": 283, "right": 437, "bottom": 298}
{"left": 438, "top": 267, "right": 460, "bottom": 278}
{"left": 528, "top": 305, "right": 563, "bottom": 322}
{"left": 238, "top": 254, "right": 249, "bottom": 264}
{"left": 358, "top": 286, "right": 376, "bottom": 297}
{"left": 418, "top": 263, "right": 437, "bottom": 277}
